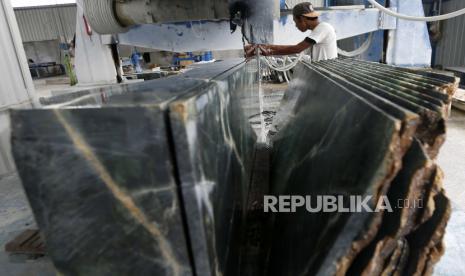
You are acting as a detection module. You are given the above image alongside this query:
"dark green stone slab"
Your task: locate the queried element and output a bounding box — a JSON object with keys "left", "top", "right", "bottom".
{"left": 11, "top": 107, "right": 193, "bottom": 276}
{"left": 342, "top": 58, "right": 458, "bottom": 87}
{"left": 404, "top": 191, "right": 451, "bottom": 275}
{"left": 337, "top": 59, "right": 453, "bottom": 100}
{"left": 39, "top": 58, "right": 247, "bottom": 108}
{"left": 168, "top": 62, "right": 257, "bottom": 276}
{"left": 323, "top": 60, "right": 446, "bottom": 107}
{"left": 332, "top": 59, "right": 451, "bottom": 104}
{"left": 11, "top": 59, "right": 255, "bottom": 276}
{"left": 267, "top": 65, "right": 403, "bottom": 276}
{"left": 305, "top": 62, "right": 420, "bottom": 155}
{"left": 39, "top": 75, "right": 206, "bottom": 107}
{"left": 347, "top": 139, "right": 433, "bottom": 275}
{"left": 312, "top": 61, "right": 447, "bottom": 157}
{"left": 316, "top": 61, "right": 444, "bottom": 113}
{"left": 341, "top": 59, "right": 447, "bottom": 86}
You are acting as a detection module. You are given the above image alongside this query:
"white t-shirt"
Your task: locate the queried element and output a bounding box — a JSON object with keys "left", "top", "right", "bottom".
{"left": 306, "top": 22, "right": 338, "bottom": 62}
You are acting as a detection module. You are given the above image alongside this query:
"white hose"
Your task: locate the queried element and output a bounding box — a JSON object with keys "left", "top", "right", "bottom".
{"left": 282, "top": 58, "right": 290, "bottom": 83}
{"left": 260, "top": 55, "right": 297, "bottom": 83}
{"left": 368, "top": 0, "right": 465, "bottom": 22}
{"left": 261, "top": 52, "right": 305, "bottom": 72}
{"left": 284, "top": 57, "right": 293, "bottom": 83}
{"left": 338, "top": 32, "right": 373, "bottom": 57}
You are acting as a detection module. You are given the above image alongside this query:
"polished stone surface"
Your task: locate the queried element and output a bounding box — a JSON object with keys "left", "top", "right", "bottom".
{"left": 267, "top": 65, "right": 403, "bottom": 276}
{"left": 316, "top": 61, "right": 445, "bottom": 113}
{"left": 314, "top": 60, "right": 449, "bottom": 158}
{"left": 329, "top": 60, "right": 450, "bottom": 104}
{"left": 169, "top": 62, "right": 257, "bottom": 276}
{"left": 11, "top": 59, "right": 257, "bottom": 276}
{"left": 342, "top": 59, "right": 458, "bottom": 93}
{"left": 11, "top": 57, "right": 458, "bottom": 276}
{"left": 265, "top": 59, "right": 455, "bottom": 276}
{"left": 12, "top": 107, "right": 193, "bottom": 276}
{"left": 306, "top": 62, "right": 420, "bottom": 155}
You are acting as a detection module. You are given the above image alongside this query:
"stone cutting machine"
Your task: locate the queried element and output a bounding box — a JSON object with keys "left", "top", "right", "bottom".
{"left": 74, "top": 0, "right": 432, "bottom": 85}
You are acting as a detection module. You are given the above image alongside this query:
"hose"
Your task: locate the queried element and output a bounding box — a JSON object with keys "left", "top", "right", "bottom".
{"left": 259, "top": 55, "right": 299, "bottom": 83}
{"left": 367, "top": 0, "right": 465, "bottom": 22}
{"left": 262, "top": 52, "right": 305, "bottom": 72}
{"left": 338, "top": 32, "right": 373, "bottom": 57}
{"left": 278, "top": 57, "right": 290, "bottom": 83}
{"left": 284, "top": 57, "right": 293, "bottom": 83}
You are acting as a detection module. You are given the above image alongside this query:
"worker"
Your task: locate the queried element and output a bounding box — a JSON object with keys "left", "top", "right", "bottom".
{"left": 245, "top": 2, "right": 338, "bottom": 62}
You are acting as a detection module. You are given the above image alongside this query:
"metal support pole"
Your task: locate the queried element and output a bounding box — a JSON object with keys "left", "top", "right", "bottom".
{"left": 256, "top": 48, "right": 266, "bottom": 143}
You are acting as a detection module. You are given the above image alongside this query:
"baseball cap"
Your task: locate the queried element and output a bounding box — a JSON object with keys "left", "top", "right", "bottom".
{"left": 293, "top": 2, "right": 320, "bottom": 18}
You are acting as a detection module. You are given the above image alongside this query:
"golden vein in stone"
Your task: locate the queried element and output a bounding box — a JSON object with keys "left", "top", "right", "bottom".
{"left": 53, "top": 110, "right": 181, "bottom": 276}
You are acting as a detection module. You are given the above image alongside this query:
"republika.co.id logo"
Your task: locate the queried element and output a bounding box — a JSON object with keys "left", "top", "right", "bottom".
{"left": 264, "top": 195, "right": 423, "bottom": 213}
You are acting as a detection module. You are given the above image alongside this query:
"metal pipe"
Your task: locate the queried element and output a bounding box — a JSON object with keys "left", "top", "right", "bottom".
{"left": 114, "top": 0, "right": 230, "bottom": 26}
{"left": 84, "top": 0, "right": 231, "bottom": 34}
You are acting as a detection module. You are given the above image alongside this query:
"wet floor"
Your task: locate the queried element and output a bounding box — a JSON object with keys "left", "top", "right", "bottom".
{"left": 241, "top": 82, "right": 287, "bottom": 138}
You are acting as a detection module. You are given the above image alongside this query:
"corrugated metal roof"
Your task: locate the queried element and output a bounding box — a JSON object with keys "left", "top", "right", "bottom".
{"left": 435, "top": 0, "right": 465, "bottom": 67}
{"left": 14, "top": 4, "right": 76, "bottom": 42}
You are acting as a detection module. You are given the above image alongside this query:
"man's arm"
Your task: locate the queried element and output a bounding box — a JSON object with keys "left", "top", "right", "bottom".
{"left": 245, "top": 39, "right": 314, "bottom": 57}
{"left": 261, "top": 39, "right": 314, "bottom": 56}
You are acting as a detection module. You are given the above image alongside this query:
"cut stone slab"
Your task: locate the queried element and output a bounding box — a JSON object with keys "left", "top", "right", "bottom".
{"left": 168, "top": 62, "right": 257, "bottom": 276}
{"left": 305, "top": 62, "right": 420, "bottom": 155}
{"left": 10, "top": 58, "right": 456, "bottom": 276}
{"left": 347, "top": 140, "right": 435, "bottom": 275}
{"left": 11, "top": 107, "right": 193, "bottom": 276}
{"left": 267, "top": 65, "right": 403, "bottom": 276}
{"left": 11, "top": 59, "right": 257, "bottom": 276}
{"left": 343, "top": 58, "right": 459, "bottom": 97}
{"left": 404, "top": 191, "right": 451, "bottom": 276}
{"left": 313, "top": 60, "right": 449, "bottom": 158}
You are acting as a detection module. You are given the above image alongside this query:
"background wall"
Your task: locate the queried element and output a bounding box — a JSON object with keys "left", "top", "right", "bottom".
{"left": 23, "top": 40, "right": 62, "bottom": 63}
{"left": 432, "top": 0, "right": 465, "bottom": 68}
{"left": 332, "top": 0, "right": 385, "bottom": 62}
{"left": 14, "top": 4, "right": 76, "bottom": 65}
{"left": 285, "top": 0, "right": 325, "bottom": 8}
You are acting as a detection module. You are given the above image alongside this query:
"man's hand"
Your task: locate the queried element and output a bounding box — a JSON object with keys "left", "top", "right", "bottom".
{"left": 244, "top": 44, "right": 257, "bottom": 58}
{"left": 257, "top": 45, "right": 272, "bottom": 56}
{"left": 244, "top": 44, "right": 254, "bottom": 52}
{"left": 244, "top": 44, "right": 273, "bottom": 58}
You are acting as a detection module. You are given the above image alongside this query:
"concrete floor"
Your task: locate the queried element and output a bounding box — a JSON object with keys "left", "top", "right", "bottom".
{"left": 33, "top": 76, "right": 73, "bottom": 98}
{"left": 0, "top": 102, "right": 464, "bottom": 275}
{"left": 0, "top": 174, "right": 55, "bottom": 276}
{"left": 433, "top": 109, "right": 465, "bottom": 276}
